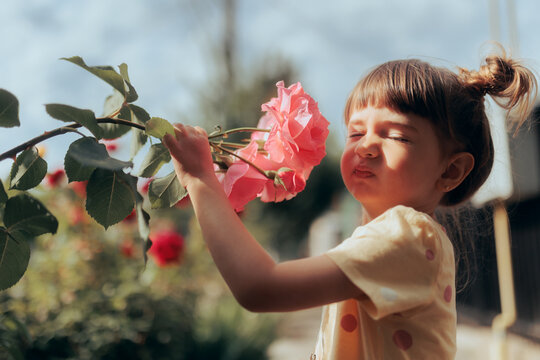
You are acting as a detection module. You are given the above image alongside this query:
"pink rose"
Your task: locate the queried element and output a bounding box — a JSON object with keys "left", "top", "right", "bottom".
{"left": 259, "top": 168, "right": 306, "bottom": 203}
{"left": 215, "top": 81, "right": 328, "bottom": 209}
{"left": 148, "top": 230, "right": 185, "bottom": 267}
{"left": 221, "top": 142, "right": 268, "bottom": 212}
{"left": 261, "top": 81, "right": 329, "bottom": 167}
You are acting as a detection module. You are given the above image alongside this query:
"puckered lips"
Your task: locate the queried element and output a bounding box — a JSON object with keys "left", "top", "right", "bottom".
{"left": 353, "top": 165, "right": 375, "bottom": 178}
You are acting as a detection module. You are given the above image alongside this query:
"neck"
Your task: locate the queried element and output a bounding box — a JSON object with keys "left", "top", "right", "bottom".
{"left": 361, "top": 202, "right": 438, "bottom": 224}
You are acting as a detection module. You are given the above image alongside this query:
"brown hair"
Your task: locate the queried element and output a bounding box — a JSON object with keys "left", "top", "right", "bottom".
{"left": 344, "top": 48, "right": 537, "bottom": 206}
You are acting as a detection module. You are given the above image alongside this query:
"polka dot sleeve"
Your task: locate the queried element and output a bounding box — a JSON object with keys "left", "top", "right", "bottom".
{"left": 326, "top": 206, "right": 444, "bottom": 320}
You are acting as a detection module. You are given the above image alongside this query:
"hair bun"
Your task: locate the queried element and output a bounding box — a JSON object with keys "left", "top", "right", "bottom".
{"left": 459, "top": 48, "right": 537, "bottom": 129}
{"left": 460, "top": 55, "right": 515, "bottom": 97}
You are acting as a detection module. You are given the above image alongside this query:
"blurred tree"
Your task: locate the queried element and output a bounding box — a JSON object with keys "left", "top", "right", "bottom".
{"left": 188, "top": 0, "right": 345, "bottom": 257}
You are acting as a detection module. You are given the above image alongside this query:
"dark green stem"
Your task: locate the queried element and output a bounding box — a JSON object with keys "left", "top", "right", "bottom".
{"left": 207, "top": 127, "right": 270, "bottom": 139}
{"left": 0, "top": 118, "right": 145, "bottom": 162}
{"left": 210, "top": 143, "right": 270, "bottom": 179}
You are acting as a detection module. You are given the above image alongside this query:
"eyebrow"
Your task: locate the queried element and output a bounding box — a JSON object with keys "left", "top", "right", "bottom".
{"left": 348, "top": 119, "right": 419, "bottom": 133}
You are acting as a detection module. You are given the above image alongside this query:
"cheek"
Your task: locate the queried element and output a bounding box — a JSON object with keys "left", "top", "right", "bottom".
{"left": 340, "top": 148, "right": 355, "bottom": 181}
{"left": 384, "top": 150, "right": 426, "bottom": 184}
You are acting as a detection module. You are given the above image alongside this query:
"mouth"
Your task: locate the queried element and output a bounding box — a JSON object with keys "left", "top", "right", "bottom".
{"left": 353, "top": 167, "right": 375, "bottom": 178}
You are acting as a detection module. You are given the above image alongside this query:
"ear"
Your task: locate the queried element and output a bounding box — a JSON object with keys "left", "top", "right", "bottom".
{"left": 437, "top": 152, "right": 475, "bottom": 192}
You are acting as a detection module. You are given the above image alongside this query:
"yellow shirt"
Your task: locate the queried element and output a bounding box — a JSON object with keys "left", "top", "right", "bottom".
{"left": 313, "top": 205, "right": 456, "bottom": 360}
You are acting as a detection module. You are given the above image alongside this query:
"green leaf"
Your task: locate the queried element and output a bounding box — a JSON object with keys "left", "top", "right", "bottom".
{"left": 102, "top": 91, "right": 124, "bottom": 117}
{"left": 0, "top": 179, "right": 7, "bottom": 206}
{"left": 62, "top": 56, "right": 126, "bottom": 96}
{"left": 130, "top": 128, "right": 148, "bottom": 160}
{"left": 118, "top": 63, "right": 130, "bottom": 82}
{"left": 99, "top": 92, "right": 136, "bottom": 139}
{"left": 45, "top": 104, "right": 103, "bottom": 139}
{"left": 4, "top": 194, "right": 58, "bottom": 237}
{"left": 0, "top": 89, "right": 20, "bottom": 127}
{"left": 119, "top": 63, "right": 138, "bottom": 103}
{"left": 119, "top": 172, "right": 151, "bottom": 263}
{"left": 145, "top": 117, "right": 175, "bottom": 140}
{"left": 0, "top": 180, "right": 6, "bottom": 225}
{"left": 100, "top": 104, "right": 132, "bottom": 139}
{"left": 64, "top": 137, "right": 132, "bottom": 178}
{"left": 9, "top": 147, "right": 47, "bottom": 190}
{"left": 129, "top": 104, "right": 150, "bottom": 124}
{"left": 137, "top": 204, "right": 152, "bottom": 264}
{"left": 128, "top": 104, "right": 150, "bottom": 158}
{"left": 124, "top": 82, "right": 138, "bottom": 103}
{"left": 85, "top": 169, "right": 135, "bottom": 229}
{"left": 136, "top": 144, "right": 171, "bottom": 177}
{"left": 148, "top": 171, "right": 187, "bottom": 209}
{"left": 64, "top": 139, "right": 96, "bottom": 182}
{"left": 0, "top": 228, "right": 30, "bottom": 290}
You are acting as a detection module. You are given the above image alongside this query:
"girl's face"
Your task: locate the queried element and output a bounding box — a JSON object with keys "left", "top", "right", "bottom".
{"left": 341, "top": 106, "right": 447, "bottom": 220}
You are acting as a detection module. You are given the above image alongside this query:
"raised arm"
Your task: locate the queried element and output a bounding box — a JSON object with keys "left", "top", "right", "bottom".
{"left": 163, "top": 124, "right": 364, "bottom": 312}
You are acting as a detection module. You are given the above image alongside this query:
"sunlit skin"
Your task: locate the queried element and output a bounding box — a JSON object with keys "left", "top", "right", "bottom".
{"left": 341, "top": 106, "right": 449, "bottom": 222}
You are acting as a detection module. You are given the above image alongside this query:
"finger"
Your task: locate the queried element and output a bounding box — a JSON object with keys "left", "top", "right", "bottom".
{"left": 193, "top": 126, "right": 208, "bottom": 137}
{"left": 173, "top": 126, "right": 184, "bottom": 139}
{"left": 173, "top": 123, "right": 185, "bottom": 131}
{"left": 162, "top": 133, "right": 174, "bottom": 149}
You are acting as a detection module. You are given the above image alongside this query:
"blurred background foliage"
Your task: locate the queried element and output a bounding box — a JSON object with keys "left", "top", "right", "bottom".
{"left": 0, "top": 1, "right": 348, "bottom": 357}
{"left": 0, "top": 176, "right": 279, "bottom": 359}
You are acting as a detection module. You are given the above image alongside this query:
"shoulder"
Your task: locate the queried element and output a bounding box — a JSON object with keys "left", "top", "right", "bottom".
{"left": 351, "top": 205, "right": 443, "bottom": 246}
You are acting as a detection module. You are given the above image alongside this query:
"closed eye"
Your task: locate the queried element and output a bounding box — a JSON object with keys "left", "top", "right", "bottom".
{"left": 349, "top": 132, "right": 365, "bottom": 138}
{"left": 389, "top": 136, "right": 410, "bottom": 143}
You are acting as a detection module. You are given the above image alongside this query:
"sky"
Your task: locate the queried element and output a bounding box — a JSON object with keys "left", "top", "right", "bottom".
{"left": 1, "top": 0, "right": 539, "bottom": 193}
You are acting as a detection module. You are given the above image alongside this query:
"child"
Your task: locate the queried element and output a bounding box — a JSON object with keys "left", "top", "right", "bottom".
{"left": 163, "top": 48, "right": 537, "bottom": 359}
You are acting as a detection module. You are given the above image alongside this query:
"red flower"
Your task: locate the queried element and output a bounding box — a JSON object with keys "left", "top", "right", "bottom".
{"left": 70, "top": 181, "right": 88, "bottom": 198}
{"left": 123, "top": 208, "right": 136, "bottom": 223}
{"left": 175, "top": 195, "right": 192, "bottom": 208}
{"left": 120, "top": 239, "right": 135, "bottom": 258}
{"left": 148, "top": 230, "right": 185, "bottom": 267}
{"left": 46, "top": 169, "right": 66, "bottom": 188}
{"left": 69, "top": 205, "right": 87, "bottom": 226}
{"left": 140, "top": 178, "right": 153, "bottom": 194}
{"left": 103, "top": 140, "right": 119, "bottom": 152}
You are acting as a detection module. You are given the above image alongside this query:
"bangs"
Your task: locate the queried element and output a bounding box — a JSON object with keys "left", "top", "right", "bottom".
{"left": 344, "top": 60, "right": 452, "bottom": 125}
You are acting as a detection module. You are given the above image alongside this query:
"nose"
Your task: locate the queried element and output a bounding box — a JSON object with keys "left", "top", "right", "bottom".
{"left": 355, "top": 133, "right": 380, "bottom": 159}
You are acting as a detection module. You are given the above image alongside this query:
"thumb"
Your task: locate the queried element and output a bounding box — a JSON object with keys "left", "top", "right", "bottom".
{"left": 162, "top": 134, "right": 181, "bottom": 158}
{"left": 162, "top": 134, "right": 177, "bottom": 150}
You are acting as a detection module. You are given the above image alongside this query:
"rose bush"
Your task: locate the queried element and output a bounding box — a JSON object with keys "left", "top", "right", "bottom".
{"left": 0, "top": 56, "right": 329, "bottom": 291}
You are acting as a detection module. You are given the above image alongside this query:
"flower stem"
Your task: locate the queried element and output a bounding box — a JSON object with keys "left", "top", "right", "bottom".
{"left": 208, "top": 140, "right": 246, "bottom": 149}
{"left": 0, "top": 118, "right": 145, "bottom": 162}
{"left": 207, "top": 127, "right": 270, "bottom": 139}
{"left": 210, "top": 143, "right": 270, "bottom": 179}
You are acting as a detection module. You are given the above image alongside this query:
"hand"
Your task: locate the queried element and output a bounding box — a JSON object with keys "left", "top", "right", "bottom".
{"left": 163, "top": 123, "right": 217, "bottom": 188}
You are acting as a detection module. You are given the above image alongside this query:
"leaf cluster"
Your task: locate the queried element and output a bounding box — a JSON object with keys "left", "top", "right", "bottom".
{"left": 0, "top": 57, "right": 191, "bottom": 290}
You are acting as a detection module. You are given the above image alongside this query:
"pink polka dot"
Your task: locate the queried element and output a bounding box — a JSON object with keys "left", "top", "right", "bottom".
{"left": 444, "top": 285, "right": 452, "bottom": 303}
{"left": 393, "top": 330, "right": 413, "bottom": 350}
{"left": 340, "top": 314, "right": 358, "bottom": 332}
{"left": 425, "top": 249, "right": 435, "bottom": 261}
